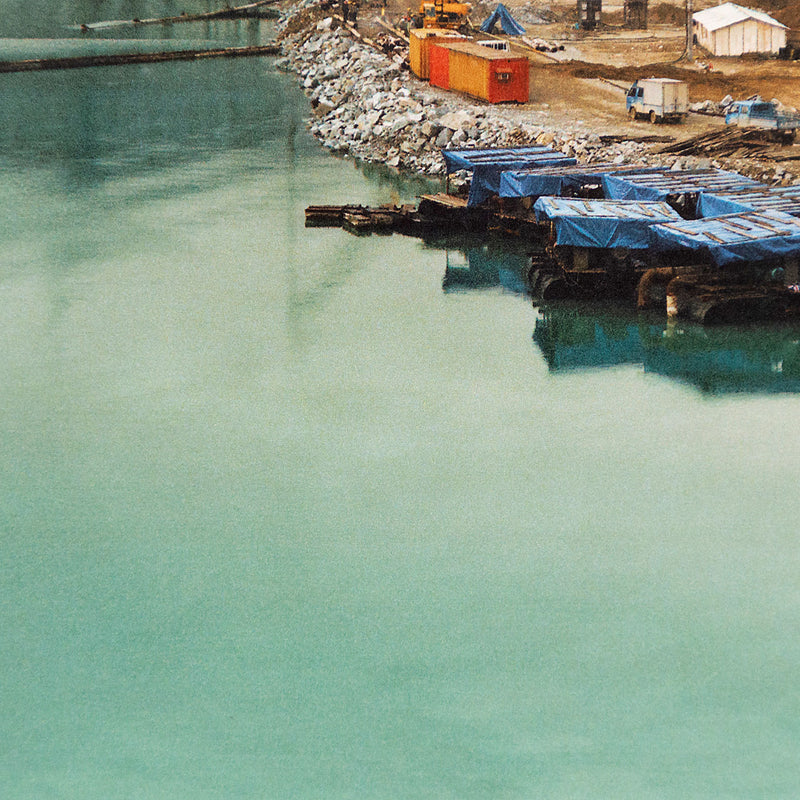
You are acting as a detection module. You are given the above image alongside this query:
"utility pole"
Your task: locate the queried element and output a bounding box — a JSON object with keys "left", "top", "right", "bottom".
{"left": 686, "top": 0, "right": 693, "bottom": 60}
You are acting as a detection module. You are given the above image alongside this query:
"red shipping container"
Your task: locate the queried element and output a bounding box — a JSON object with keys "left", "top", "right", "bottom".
{"left": 429, "top": 41, "right": 451, "bottom": 91}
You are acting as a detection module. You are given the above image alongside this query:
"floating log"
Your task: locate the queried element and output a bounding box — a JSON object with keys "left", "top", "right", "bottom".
{"left": 305, "top": 204, "right": 363, "bottom": 227}
{"left": 79, "top": 0, "right": 280, "bottom": 30}
{"left": 417, "top": 193, "right": 490, "bottom": 232}
{"left": 0, "top": 44, "right": 279, "bottom": 73}
{"left": 343, "top": 208, "right": 397, "bottom": 235}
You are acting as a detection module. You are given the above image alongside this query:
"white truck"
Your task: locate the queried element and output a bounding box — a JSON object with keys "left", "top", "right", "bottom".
{"left": 626, "top": 78, "right": 689, "bottom": 124}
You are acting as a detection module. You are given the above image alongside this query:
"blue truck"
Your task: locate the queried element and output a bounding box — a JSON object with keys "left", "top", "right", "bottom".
{"left": 725, "top": 98, "right": 800, "bottom": 142}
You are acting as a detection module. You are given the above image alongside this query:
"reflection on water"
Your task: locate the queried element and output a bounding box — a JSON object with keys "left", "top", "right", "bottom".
{"left": 533, "top": 303, "right": 800, "bottom": 394}
{"left": 431, "top": 236, "right": 530, "bottom": 294}
{"left": 0, "top": 58, "right": 296, "bottom": 184}
{"left": 358, "top": 160, "right": 443, "bottom": 199}
{"left": 435, "top": 243, "right": 800, "bottom": 395}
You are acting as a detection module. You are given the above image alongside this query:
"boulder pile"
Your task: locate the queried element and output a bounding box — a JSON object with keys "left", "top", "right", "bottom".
{"left": 276, "top": 10, "right": 662, "bottom": 176}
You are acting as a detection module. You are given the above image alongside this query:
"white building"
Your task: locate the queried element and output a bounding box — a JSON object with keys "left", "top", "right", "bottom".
{"left": 692, "top": 3, "right": 787, "bottom": 56}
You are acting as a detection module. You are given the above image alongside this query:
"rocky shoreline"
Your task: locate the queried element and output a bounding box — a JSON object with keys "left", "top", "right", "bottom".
{"left": 275, "top": 1, "right": 798, "bottom": 186}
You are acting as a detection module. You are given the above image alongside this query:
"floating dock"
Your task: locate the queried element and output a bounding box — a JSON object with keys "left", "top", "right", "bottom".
{"left": 307, "top": 144, "right": 800, "bottom": 324}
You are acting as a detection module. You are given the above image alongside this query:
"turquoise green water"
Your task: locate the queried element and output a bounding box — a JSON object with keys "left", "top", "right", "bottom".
{"left": 2, "top": 16, "right": 800, "bottom": 799}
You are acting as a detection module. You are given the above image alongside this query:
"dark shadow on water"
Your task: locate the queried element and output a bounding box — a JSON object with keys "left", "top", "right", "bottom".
{"left": 533, "top": 302, "right": 800, "bottom": 396}
{"left": 357, "top": 160, "right": 444, "bottom": 200}
{"left": 418, "top": 233, "right": 531, "bottom": 295}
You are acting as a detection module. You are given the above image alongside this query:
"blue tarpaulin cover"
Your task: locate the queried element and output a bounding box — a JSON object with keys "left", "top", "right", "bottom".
{"left": 499, "top": 164, "right": 663, "bottom": 199}
{"left": 469, "top": 155, "right": 575, "bottom": 205}
{"left": 533, "top": 197, "right": 680, "bottom": 249}
{"left": 479, "top": 4, "right": 526, "bottom": 34}
{"left": 441, "top": 146, "right": 576, "bottom": 205}
{"left": 603, "top": 169, "right": 763, "bottom": 201}
{"left": 650, "top": 210, "right": 800, "bottom": 265}
{"left": 442, "top": 145, "right": 555, "bottom": 173}
{"left": 697, "top": 187, "right": 800, "bottom": 218}
{"left": 696, "top": 193, "right": 754, "bottom": 218}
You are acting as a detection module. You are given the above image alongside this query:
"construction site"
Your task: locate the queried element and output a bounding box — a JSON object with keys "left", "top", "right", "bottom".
{"left": 284, "top": 0, "right": 800, "bottom": 324}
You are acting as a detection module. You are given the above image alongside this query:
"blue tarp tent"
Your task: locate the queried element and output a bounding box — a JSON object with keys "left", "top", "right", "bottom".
{"left": 479, "top": 3, "right": 526, "bottom": 34}
{"left": 533, "top": 197, "right": 680, "bottom": 249}
{"left": 650, "top": 210, "right": 800, "bottom": 266}
{"left": 695, "top": 193, "right": 754, "bottom": 218}
{"left": 442, "top": 145, "right": 557, "bottom": 173}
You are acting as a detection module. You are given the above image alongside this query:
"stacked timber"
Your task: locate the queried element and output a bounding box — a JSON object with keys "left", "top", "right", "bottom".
{"left": 656, "top": 127, "right": 796, "bottom": 159}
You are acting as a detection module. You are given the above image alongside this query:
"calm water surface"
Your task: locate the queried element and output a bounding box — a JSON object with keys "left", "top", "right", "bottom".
{"left": 1, "top": 10, "right": 800, "bottom": 799}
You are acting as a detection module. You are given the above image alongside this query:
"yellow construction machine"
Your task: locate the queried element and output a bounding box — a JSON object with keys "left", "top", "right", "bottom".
{"left": 410, "top": 0, "right": 471, "bottom": 30}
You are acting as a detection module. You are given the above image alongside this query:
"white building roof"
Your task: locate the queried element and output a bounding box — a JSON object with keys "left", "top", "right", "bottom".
{"left": 692, "top": 2, "right": 787, "bottom": 32}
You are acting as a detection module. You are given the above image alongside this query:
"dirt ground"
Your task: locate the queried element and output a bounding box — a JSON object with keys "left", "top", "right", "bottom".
{"left": 361, "top": 0, "right": 800, "bottom": 139}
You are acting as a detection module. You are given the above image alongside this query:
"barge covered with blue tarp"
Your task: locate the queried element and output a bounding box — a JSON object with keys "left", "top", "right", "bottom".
{"left": 499, "top": 163, "right": 664, "bottom": 200}
{"left": 650, "top": 210, "right": 800, "bottom": 265}
{"left": 602, "top": 168, "right": 764, "bottom": 201}
{"left": 442, "top": 145, "right": 562, "bottom": 172}
{"left": 441, "top": 146, "right": 576, "bottom": 206}
{"left": 697, "top": 186, "right": 800, "bottom": 218}
{"left": 534, "top": 197, "right": 681, "bottom": 249}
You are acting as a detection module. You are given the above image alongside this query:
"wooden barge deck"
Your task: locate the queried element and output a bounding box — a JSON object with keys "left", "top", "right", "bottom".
{"left": 305, "top": 191, "right": 800, "bottom": 325}
{"left": 305, "top": 193, "right": 543, "bottom": 237}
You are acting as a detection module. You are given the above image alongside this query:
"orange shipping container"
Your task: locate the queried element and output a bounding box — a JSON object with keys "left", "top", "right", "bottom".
{"left": 409, "top": 28, "right": 466, "bottom": 79}
{"left": 429, "top": 40, "right": 529, "bottom": 104}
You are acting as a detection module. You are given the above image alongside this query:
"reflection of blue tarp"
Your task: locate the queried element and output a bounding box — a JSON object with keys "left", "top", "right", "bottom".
{"left": 479, "top": 4, "right": 526, "bottom": 34}
{"left": 650, "top": 210, "right": 800, "bottom": 265}
{"left": 533, "top": 197, "right": 680, "bottom": 249}
{"left": 603, "top": 169, "right": 763, "bottom": 201}
{"left": 533, "top": 306, "right": 800, "bottom": 394}
{"left": 443, "top": 246, "right": 529, "bottom": 292}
